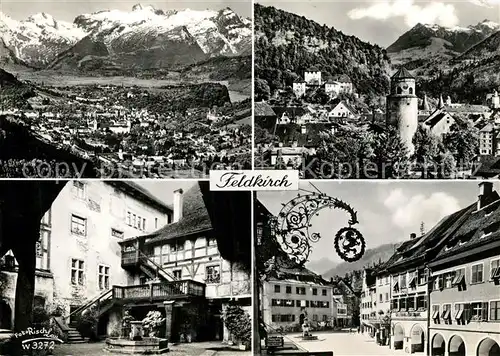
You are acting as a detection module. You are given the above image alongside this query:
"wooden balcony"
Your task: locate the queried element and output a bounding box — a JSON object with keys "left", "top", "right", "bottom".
{"left": 112, "top": 280, "right": 206, "bottom": 302}
{"left": 121, "top": 250, "right": 139, "bottom": 268}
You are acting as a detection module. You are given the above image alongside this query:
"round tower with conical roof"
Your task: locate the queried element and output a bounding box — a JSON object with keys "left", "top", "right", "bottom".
{"left": 386, "top": 67, "right": 418, "bottom": 155}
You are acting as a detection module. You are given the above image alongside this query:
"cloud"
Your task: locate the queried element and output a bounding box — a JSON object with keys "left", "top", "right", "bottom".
{"left": 348, "top": 0, "right": 459, "bottom": 28}
{"left": 384, "top": 188, "right": 461, "bottom": 231}
{"left": 468, "top": 0, "right": 500, "bottom": 6}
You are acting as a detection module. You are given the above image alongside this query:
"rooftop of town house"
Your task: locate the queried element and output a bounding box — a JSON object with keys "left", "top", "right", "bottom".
{"left": 444, "top": 104, "right": 490, "bottom": 113}
{"left": 385, "top": 204, "right": 474, "bottom": 272}
{"left": 472, "top": 156, "right": 500, "bottom": 178}
{"left": 144, "top": 183, "right": 213, "bottom": 245}
{"left": 273, "top": 106, "right": 307, "bottom": 119}
{"left": 424, "top": 111, "right": 453, "bottom": 128}
{"left": 433, "top": 190, "right": 500, "bottom": 261}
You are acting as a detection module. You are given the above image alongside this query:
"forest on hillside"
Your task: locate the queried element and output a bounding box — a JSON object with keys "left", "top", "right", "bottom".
{"left": 254, "top": 4, "right": 391, "bottom": 100}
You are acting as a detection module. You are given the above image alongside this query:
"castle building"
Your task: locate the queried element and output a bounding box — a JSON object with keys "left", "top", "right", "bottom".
{"left": 293, "top": 81, "right": 307, "bottom": 98}
{"left": 304, "top": 68, "right": 322, "bottom": 86}
{"left": 386, "top": 67, "right": 418, "bottom": 155}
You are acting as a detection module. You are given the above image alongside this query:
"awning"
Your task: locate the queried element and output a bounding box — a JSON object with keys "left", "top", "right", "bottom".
{"left": 408, "top": 275, "right": 416, "bottom": 287}
{"left": 432, "top": 310, "right": 440, "bottom": 319}
{"left": 393, "top": 280, "right": 399, "bottom": 291}
{"left": 455, "top": 309, "right": 464, "bottom": 320}
{"left": 492, "top": 267, "right": 500, "bottom": 279}
{"left": 452, "top": 274, "right": 464, "bottom": 286}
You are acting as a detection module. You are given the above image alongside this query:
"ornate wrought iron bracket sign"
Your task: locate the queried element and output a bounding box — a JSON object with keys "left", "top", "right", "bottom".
{"left": 270, "top": 192, "right": 365, "bottom": 264}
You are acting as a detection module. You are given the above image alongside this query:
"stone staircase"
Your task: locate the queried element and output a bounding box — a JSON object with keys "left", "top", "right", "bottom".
{"left": 66, "top": 327, "right": 86, "bottom": 344}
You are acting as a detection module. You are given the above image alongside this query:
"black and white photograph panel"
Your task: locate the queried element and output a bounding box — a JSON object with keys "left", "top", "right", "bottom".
{"left": 254, "top": 0, "right": 500, "bottom": 179}
{"left": 0, "top": 180, "right": 252, "bottom": 355}
{"left": 0, "top": 0, "right": 252, "bottom": 179}
{"left": 254, "top": 181, "right": 500, "bottom": 355}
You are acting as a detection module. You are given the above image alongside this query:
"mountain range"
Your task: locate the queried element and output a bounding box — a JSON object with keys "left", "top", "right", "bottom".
{"left": 320, "top": 243, "right": 401, "bottom": 279}
{"left": 0, "top": 5, "right": 251, "bottom": 70}
{"left": 387, "top": 20, "right": 500, "bottom": 75}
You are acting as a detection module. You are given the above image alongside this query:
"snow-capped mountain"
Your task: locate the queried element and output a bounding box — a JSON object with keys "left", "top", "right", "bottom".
{"left": 387, "top": 20, "right": 500, "bottom": 76}
{"left": 0, "top": 12, "right": 87, "bottom": 67}
{"left": 388, "top": 20, "right": 500, "bottom": 54}
{"left": 0, "top": 4, "right": 251, "bottom": 70}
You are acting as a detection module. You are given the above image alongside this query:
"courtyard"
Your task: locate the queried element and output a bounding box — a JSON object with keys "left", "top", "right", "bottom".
{"left": 51, "top": 341, "right": 251, "bottom": 356}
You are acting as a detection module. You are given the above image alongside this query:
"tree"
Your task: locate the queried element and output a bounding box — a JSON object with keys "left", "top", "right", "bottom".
{"left": 443, "top": 120, "right": 478, "bottom": 169}
{"left": 412, "top": 126, "right": 440, "bottom": 178}
{"left": 255, "top": 79, "right": 271, "bottom": 102}
{"left": 372, "top": 128, "right": 410, "bottom": 179}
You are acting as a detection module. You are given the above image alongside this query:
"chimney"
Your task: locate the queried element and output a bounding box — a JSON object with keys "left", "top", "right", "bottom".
{"left": 478, "top": 181, "right": 494, "bottom": 210}
{"left": 173, "top": 189, "right": 184, "bottom": 223}
{"left": 410, "top": 233, "right": 417, "bottom": 240}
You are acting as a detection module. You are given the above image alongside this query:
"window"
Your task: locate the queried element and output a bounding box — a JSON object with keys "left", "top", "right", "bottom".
{"left": 126, "top": 211, "right": 146, "bottom": 231}
{"left": 400, "top": 297, "right": 407, "bottom": 311}
{"left": 111, "top": 228, "right": 124, "bottom": 239}
{"left": 73, "top": 181, "right": 85, "bottom": 199}
{"left": 322, "top": 315, "right": 328, "bottom": 321}
{"left": 490, "top": 301, "right": 500, "bottom": 321}
{"left": 409, "top": 87, "right": 413, "bottom": 95}
{"left": 322, "top": 289, "right": 327, "bottom": 296}
{"left": 208, "top": 238, "right": 217, "bottom": 246}
{"left": 452, "top": 268, "right": 465, "bottom": 289}
{"left": 312, "top": 288, "right": 317, "bottom": 296}
{"left": 379, "top": 294, "right": 383, "bottom": 302}
{"left": 286, "top": 286, "right": 292, "bottom": 294}
{"left": 274, "top": 285, "right": 281, "bottom": 293}
{"left": 491, "top": 259, "right": 500, "bottom": 280}
{"left": 206, "top": 265, "right": 220, "bottom": 284}
{"left": 391, "top": 299, "right": 399, "bottom": 311}
{"left": 471, "top": 264, "right": 484, "bottom": 284}
{"left": 454, "top": 303, "right": 465, "bottom": 324}
{"left": 127, "top": 212, "right": 131, "bottom": 226}
{"left": 442, "top": 304, "right": 451, "bottom": 324}
{"left": 432, "top": 305, "right": 440, "bottom": 323}
{"left": 142, "top": 218, "right": 146, "bottom": 231}
{"left": 71, "top": 215, "right": 86, "bottom": 236}
{"left": 173, "top": 270, "right": 182, "bottom": 279}
{"left": 417, "top": 296, "right": 427, "bottom": 310}
{"left": 471, "top": 302, "right": 488, "bottom": 321}
{"left": 445, "top": 272, "right": 454, "bottom": 289}
{"left": 296, "top": 287, "right": 306, "bottom": 295}
{"left": 408, "top": 297, "right": 415, "bottom": 311}
{"left": 155, "top": 218, "right": 158, "bottom": 229}
{"left": 400, "top": 273, "right": 407, "bottom": 289}
{"left": 385, "top": 293, "right": 389, "bottom": 302}
{"left": 36, "top": 230, "right": 50, "bottom": 270}
{"left": 71, "top": 259, "right": 84, "bottom": 285}
{"left": 397, "top": 87, "right": 403, "bottom": 94}
{"left": 313, "top": 315, "right": 318, "bottom": 321}
{"left": 98, "top": 265, "right": 110, "bottom": 290}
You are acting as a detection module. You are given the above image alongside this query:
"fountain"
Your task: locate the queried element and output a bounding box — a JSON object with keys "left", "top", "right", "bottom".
{"left": 105, "top": 310, "right": 169, "bottom": 354}
{"left": 300, "top": 318, "right": 318, "bottom": 341}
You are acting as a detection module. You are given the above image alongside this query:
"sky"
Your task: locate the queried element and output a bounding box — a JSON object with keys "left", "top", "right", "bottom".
{"left": 136, "top": 180, "right": 196, "bottom": 208}
{"left": 257, "top": 0, "right": 500, "bottom": 47}
{"left": 0, "top": 0, "right": 251, "bottom": 22}
{"left": 257, "top": 180, "right": 495, "bottom": 266}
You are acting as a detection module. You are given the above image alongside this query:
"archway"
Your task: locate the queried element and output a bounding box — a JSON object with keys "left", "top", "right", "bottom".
{"left": 411, "top": 324, "right": 425, "bottom": 353}
{"left": 449, "top": 335, "right": 466, "bottom": 356}
{"left": 477, "top": 337, "right": 500, "bottom": 356}
{"left": 0, "top": 300, "right": 12, "bottom": 329}
{"left": 394, "top": 323, "right": 404, "bottom": 350}
{"left": 431, "top": 333, "right": 445, "bottom": 356}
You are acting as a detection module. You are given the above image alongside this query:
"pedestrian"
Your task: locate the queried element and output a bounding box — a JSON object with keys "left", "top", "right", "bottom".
{"left": 357, "top": 326, "right": 360, "bottom": 334}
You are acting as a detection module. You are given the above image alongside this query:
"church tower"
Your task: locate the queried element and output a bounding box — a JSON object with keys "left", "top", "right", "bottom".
{"left": 386, "top": 67, "right": 418, "bottom": 155}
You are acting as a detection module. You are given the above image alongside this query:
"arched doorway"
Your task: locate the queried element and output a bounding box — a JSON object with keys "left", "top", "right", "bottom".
{"left": 0, "top": 300, "right": 12, "bottom": 329}
{"left": 477, "top": 337, "right": 500, "bottom": 356}
{"left": 449, "top": 335, "right": 466, "bottom": 356}
{"left": 431, "top": 333, "right": 445, "bottom": 356}
{"left": 393, "top": 324, "right": 404, "bottom": 350}
{"left": 411, "top": 324, "right": 425, "bottom": 353}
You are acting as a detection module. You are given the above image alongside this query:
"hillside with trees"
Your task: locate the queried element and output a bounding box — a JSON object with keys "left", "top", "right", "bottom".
{"left": 254, "top": 4, "right": 392, "bottom": 100}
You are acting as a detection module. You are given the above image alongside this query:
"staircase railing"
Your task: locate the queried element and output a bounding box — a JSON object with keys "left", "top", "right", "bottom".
{"left": 137, "top": 249, "right": 178, "bottom": 282}
{"left": 65, "top": 288, "right": 113, "bottom": 322}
